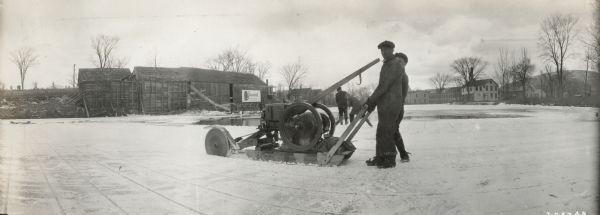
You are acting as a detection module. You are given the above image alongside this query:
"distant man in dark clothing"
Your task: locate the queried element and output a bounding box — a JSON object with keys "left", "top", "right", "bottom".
{"left": 335, "top": 87, "right": 349, "bottom": 125}
{"left": 364, "top": 40, "right": 406, "bottom": 168}
{"left": 347, "top": 94, "right": 373, "bottom": 127}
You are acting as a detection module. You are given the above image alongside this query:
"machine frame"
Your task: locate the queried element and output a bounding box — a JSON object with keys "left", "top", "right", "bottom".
{"left": 204, "top": 58, "right": 380, "bottom": 166}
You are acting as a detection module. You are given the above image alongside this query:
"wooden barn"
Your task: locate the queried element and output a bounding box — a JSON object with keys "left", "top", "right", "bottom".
{"left": 77, "top": 67, "right": 267, "bottom": 116}
{"left": 78, "top": 68, "right": 137, "bottom": 116}
{"left": 132, "top": 67, "right": 268, "bottom": 113}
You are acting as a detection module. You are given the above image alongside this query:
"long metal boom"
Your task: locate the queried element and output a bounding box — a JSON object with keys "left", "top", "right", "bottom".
{"left": 307, "top": 58, "right": 380, "bottom": 104}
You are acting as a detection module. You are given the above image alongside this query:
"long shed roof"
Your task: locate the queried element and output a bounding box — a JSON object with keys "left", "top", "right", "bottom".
{"left": 78, "top": 68, "right": 132, "bottom": 83}
{"left": 133, "top": 67, "right": 266, "bottom": 85}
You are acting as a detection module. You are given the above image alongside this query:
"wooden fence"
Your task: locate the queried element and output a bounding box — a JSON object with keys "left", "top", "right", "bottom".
{"left": 80, "top": 81, "right": 138, "bottom": 116}
{"left": 140, "top": 81, "right": 188, "bottom": 114}
{"left": 78, "top": 80, "right": 268, "bottom": 116}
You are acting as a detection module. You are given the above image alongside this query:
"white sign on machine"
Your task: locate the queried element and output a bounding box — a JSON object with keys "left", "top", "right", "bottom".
{"left": 242, "top": 90, "right": 261, "bottom": 102}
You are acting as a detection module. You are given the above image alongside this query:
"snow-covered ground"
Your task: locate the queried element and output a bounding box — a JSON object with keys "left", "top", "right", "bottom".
{"left": 0, "top": 104, "right": 597, "bottom": 214}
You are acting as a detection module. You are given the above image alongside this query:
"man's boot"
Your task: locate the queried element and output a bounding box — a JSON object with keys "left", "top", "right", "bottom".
{"left": 400, "top": 151, "right": 410, "bottom": 163}
{"left": 365, "top": 156, "right": 383, "bottom": 166}
{"left": 377, "top": 155, "right": 396, "bottom": 169}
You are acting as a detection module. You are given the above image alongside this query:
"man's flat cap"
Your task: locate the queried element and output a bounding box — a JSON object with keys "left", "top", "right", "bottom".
{"left": 377, "top": 40, "right": 395, "bottom": 49}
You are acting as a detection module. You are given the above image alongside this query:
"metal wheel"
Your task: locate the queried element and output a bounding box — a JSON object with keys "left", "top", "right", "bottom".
{"left": 313, "top": 103, "right": 336, "bottom": 137}
{"left": 205, "top": 126, "right": 233, "bottom": 157}
{"left": 279, "top": 102, "right": 323, "bottom": 152}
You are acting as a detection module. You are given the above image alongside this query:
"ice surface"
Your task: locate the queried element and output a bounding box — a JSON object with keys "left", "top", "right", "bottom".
{"left": 0, "top": 104, "right": 597, "bottom": 214}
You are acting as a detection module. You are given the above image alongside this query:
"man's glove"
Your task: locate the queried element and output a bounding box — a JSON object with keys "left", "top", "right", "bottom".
{"left": 365, "top": 97, "right": 376, "bottom": 113}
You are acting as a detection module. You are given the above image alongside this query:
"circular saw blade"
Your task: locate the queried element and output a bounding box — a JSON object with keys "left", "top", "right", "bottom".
{"left": 205, "top": 126, "right": 232, "bottom": 157}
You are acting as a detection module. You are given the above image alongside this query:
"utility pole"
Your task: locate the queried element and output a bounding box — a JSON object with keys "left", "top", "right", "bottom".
{"left": 540, "top": 70, "right": 543, "bottom": 99}
{"left": 73, "top": 64, "right": 77, "bottom": 88}
{"left": 584, "top": 57, "right": 589, "bottom": 97}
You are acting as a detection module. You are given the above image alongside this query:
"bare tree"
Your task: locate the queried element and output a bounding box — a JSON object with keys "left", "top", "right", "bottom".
{"left": 429, "top": 72, "right": 452, "bottom": 92}
{"left": 451, "top": 57, "right": 488, "bottom": 100}
{"left": 493, "top": 48, "right": 514, "bottom": 99}
{"left": 538, "top": 14, "right": 579, "bottom": 97}
{"left": 581, "top": 27, "right": 599, "bottom": 71}
{"left": 10, "top": 47, "right": 39, "bottom": 90}
{"left": 343, "top": 82, "right": 372, "bottom": 102}
{"left": 112, "top": 57, "right": 129, "bottom": 69}
{"left": 276, "top": 83, "right": 285, "bottom": 100}
{"left": 91, "top": 34, "right": 121, "bottom": 69}
{"left": 355, "top": 85, "right": 373, "bottom": 102}
{"left": 206, "top": 47, "right": 256, "bottom": 74}
{"left": 451, "top": 76, "right": 463, "bottom": 89}
{"left": 244, "top": 60, "right": 257, "bottom": 76}
{"left": 280, "top": 60, "right": 308, "bottom": 92}
{"left": 256, "top": 61, "right": 271, "bottom": 81}
{"left": 595, "top": 0, "right": 600, "bottom": 71}
{"left": 541, "top": 65, "right": 557, "bottom": 97}
{"left": 580, "top": 47, "right": 595, "bottom": 96}
{"left": 511, "top": 48, "right": 535, "bottom": 99}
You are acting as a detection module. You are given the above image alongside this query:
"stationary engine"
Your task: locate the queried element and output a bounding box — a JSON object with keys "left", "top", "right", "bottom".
{"left": 204, "top": 58, "right": 380, "bottom": 166}
{"left": 257, "top": 102, "right": 337, "bottom": 152}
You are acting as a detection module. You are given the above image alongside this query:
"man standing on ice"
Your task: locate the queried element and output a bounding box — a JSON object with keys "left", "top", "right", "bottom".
{"left": 347, "top": 94, "right": 373, "bottom": 127}
{"left": 393, "top": 52, "right": 410, "bottom": 163}
{"left": 335, "top": 87, "right": 349, "bottom": 125}
{"left": 364, "top": 40, "right": 408, "bottom": 168}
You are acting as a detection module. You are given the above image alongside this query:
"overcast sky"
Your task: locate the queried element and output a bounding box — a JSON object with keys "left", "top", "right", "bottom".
{"left": 0, "top": 0, "right": 596, "bottom": 90}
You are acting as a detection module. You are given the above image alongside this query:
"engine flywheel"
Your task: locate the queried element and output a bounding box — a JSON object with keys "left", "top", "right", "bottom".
{"left": 279, "top": 102, "right": 323, "bottom": 152}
